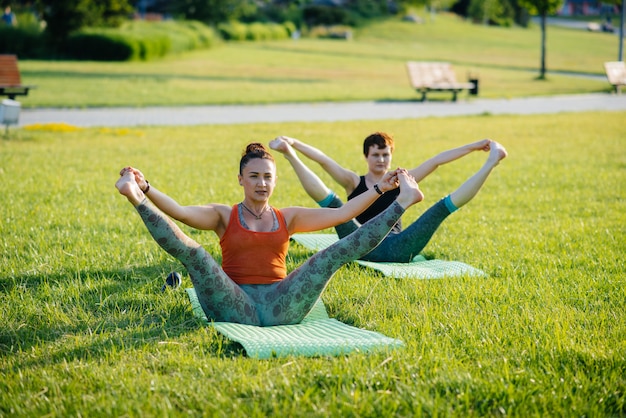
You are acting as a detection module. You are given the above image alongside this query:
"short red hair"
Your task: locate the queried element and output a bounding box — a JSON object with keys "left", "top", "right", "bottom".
{"left": 363, "top": 132, "right": 394, "bottom": 156}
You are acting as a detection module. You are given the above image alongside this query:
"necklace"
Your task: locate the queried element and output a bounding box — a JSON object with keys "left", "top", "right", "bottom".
{"left": 240, "top": 202, "right": 268, "bottom": 220}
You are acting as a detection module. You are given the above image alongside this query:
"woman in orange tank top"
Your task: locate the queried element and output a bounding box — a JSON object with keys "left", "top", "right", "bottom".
{"left": 116, "top": 143, "right": 424, "bottom": 326}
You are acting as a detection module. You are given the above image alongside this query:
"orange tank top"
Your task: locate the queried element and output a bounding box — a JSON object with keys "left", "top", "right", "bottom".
{"left": 220, "top": 205, "right": 290, "bottom": 285}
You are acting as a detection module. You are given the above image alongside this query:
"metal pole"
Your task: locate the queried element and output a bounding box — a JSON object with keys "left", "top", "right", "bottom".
{"left": 618, "top": 0, "right": 626, "bottom": 61}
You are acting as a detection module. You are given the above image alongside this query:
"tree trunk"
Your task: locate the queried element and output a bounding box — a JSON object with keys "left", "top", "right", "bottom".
{"left": 540, "top": 12, "right": 547, "bottom": 79}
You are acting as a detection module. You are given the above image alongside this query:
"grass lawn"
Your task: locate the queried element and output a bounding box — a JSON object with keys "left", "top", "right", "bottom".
{"left": 1, "top": 111, "right": 625, "bottom": 416}
{"left": 15, "top": 13, "right": 619, "bottom": 108}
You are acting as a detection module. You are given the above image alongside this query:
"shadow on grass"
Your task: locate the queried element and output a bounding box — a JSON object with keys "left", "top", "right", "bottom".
{"left": 260, "top": 44, "right": 609, "bottom": 81}
{"left": 0, "top": 264, "right": 249, "bottom": 362}
{"left": 2, "top": 241, "right": 435, "bottom": 363}
{"left": 374, "top": 97, "right": 472, "bottom": 103}
{"left": 22, "top": 70, "right": 324, "bottom": 84}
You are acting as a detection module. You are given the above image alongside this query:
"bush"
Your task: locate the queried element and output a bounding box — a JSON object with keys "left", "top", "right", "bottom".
{"left": 138, "top": 34, "right": 171, "bottom": 60}
{"left": 65, "top": 31, "right": 142, "bottom": 61}
{"left": 1, "top": 18, "right": 292, "bottom": 61}
{"left": 217, "top": 21, "right": 249, "bottom": 40}
{"left": 63, "top": 20, "right": 218, "bottom": 61}
{"left": 267, "top": 23, "right": 290, "bottom": 39}
{"left": 246, "top": 22, "right": 271, "bottom": 40}
{"left": 246, "top": 22, "right": 289, "bottom": 40}
{"left": 0, "top": 26, "right": 47, "bottom": 58}
{"left": 282, "top": 21, "right": 297, "bottom": 37}
{"left": 218, "top": 21, "right": 290, "bottom": 41}
{"left": 182, "top": 20, "right": 219, "bottom": 48}
{"left": 122, "top": 20, "right": 217, "bottom": 54}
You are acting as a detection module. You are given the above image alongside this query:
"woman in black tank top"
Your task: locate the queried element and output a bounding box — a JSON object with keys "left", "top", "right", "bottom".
{"left": 269, "top": 134, "right": 507, "bottom": 262}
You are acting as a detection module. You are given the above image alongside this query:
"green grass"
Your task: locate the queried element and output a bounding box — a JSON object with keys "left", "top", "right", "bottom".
{"left": 1, "top": 111, "right": 625, "bottom": 416}
{"left": 16, "top": 13, "right": 618, "bottom": 108}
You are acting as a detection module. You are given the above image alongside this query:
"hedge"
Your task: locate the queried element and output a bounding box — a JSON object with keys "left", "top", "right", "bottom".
{"left": 217, "top": 21, "right": 293, "bottom": 41}
{"left": 65, "top": 20, "right": 219, "bottom": 61}
{"left": 0, "top": 26, "right": 47, "bottom": 58}
{"left": 1, "top": 20, "right": 296, "bottom": 61}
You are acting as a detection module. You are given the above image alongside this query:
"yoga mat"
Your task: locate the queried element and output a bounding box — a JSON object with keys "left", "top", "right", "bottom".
{"left": 186, "top": 288, "right": 404, "bottom": 359}
{"left": 291, "top": 233, "right": 486, "bottom": 279}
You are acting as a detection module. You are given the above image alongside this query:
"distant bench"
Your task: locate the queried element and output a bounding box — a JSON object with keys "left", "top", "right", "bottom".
{"left": 406, "top": 61, "right": 476, "bottom": 102}
{"left": 0, "top": 55, "right": 33, "bottom": 100}
{"left": 604, "top": 61, "right": 626, "bottom": 94}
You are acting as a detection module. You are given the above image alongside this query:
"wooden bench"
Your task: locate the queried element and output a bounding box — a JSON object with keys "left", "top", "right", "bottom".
{"left": 604, "top": 61, "right": 626, "bottom": 94}
{"left": 0, "top": 55, "right": 33, "bottom": 99}
{"left": 406, "top": 61, "right": 475, "bottom": 102}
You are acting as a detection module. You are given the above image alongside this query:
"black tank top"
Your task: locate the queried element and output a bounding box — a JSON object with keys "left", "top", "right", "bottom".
{"left": 347, "top": 176, "right": 402, "bottom": 233}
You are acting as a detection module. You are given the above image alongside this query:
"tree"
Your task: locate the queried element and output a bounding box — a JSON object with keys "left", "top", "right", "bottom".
{"left": 173, "top": 0, "right": 257, "bottom": 25}
{"left": 452, "top": 0, "right": 529, "bottom": 26}
{"left": 468, "top": 0, "right": 511, "bottom": 25}
{"left": 35, "top": 0, "right": 133, "bottom": 45}
{"left": 517, "top": 0, "right": 563, "bottom": 79}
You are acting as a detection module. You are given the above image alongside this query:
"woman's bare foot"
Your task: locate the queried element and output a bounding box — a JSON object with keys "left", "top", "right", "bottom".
{"left": 116, "top": 170, "right": 145, "bottom": 206}
{"left": 487, "top": 141, "right": 508, "bottom": 167}
{"left": 269, "top": 136, "right": 297, "bottom": 158}
{"left": 395, "top": 169, "right": 424, "bottom": 209}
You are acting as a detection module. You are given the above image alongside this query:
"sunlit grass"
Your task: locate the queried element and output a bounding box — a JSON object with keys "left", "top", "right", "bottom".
{"left": 1, "top": 111, "right": 625, "bottom": 416}
{"left": 17, "top": 13, "right": 615, "bottom": 108}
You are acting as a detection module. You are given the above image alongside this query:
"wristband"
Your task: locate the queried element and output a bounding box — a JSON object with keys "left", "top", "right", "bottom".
{"left": 141, "top": 180, "right": 150, "bottom": 194}
{"left": 373, "top": 183, "right": 383, "bottom": 195}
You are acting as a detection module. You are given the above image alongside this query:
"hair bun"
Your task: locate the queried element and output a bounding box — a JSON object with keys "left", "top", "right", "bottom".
{"left": 239, "top": 142, "right": 274, "bottom": 173}
{"left": 245, "top": 142, "right": 267, "bottom": 155}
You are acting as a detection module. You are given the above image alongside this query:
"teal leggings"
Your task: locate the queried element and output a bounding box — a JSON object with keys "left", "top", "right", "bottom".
{"left": 320, "top": 194, "right": 456, "bottom": 262}
{"left": 135, "top": 199, "right": 405, "bottom": 326}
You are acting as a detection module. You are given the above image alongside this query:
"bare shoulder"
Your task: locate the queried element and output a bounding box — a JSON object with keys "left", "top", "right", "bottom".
{"left": 278, "top": 205, "right": 311, "bottom": 224}
{"left": 188, "top": 202, "right": 233, "bottom": 224}
{"left": 207, "top": 203, "right": 233, "bottom": 219}
{"left": 278, "top": 205, "right": 326, "bottom": 235}
{"left": 196, "top": 203, "right": 233, "bottom": 235}
{"left": 344, "top": 171, "right": 362, "bottom": 193}
{"left": 278, "top": 205, "right": 305, "bottom": 219}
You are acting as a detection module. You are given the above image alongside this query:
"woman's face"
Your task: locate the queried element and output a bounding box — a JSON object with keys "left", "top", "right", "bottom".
{"left": 365, "top": 145, "right": 392, "bottom": 175}
{"left": 238, "top": 158, "right": 276, "bottom": 202}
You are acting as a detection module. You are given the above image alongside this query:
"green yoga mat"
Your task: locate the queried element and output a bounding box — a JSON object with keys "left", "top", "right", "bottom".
{"left": 291, "top": 233, "right": 486, "bottom": 279}
{"left": 186, "top": 288, "right": 404, "bottom": 359}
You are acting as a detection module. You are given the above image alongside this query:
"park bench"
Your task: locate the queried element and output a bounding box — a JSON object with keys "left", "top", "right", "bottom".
{"left": 604, "top": 61, "right": 626, "bottom": 94}
{"left": 405, "top": 61, "right": 476, "bottom": 102}
{"left": 0, "top": 55, "right": 33, "bottom": 99}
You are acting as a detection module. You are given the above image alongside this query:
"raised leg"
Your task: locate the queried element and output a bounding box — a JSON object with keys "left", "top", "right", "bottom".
{"left": 449, "top": 141, "right": 507, "bottom": 209}
{"left": 116, "top": 171, "right": 261, "bottom": 325}
{"left": 269, "top": 136, "right": 331, "bottom": 202}
{"left": 253, "top": 170, "right": 423, "bottom": 325}
{"left": 269, "top": 137, "right": 360, "bottom": 237}
{"left": 360, "top": 197, "right": 451, "bottom": 262}
{"left": 359, "top": 142, "right": 507, "bottom": 262}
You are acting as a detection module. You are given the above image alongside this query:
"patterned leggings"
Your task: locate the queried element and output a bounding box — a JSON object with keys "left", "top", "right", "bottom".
{"left": 135, "top": 199, "right": 405, "bottom": 326}
{"left": 324, "top": 195, "right": 454, "bottom": 262}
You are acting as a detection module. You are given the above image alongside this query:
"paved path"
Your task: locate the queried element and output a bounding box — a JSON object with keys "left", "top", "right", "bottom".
{"left": 19, "top": 93, "right": 626, "bottom": 128}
